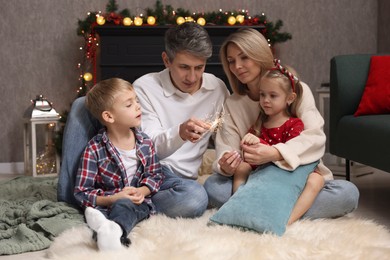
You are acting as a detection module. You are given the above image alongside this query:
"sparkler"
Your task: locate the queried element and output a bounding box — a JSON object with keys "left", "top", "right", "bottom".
{"left": 200, "top": 104, "right": 226, "bottom": 139}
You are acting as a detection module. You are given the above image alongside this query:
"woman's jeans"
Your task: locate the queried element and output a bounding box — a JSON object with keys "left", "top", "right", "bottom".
{"left": 204, "top": 172, "right": 360, "bottom": 219}
{"left": 57, "top": 97, "right": 208, "bottom": 218}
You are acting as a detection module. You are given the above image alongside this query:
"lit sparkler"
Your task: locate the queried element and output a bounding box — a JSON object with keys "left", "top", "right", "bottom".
{"left": 200, "top": 104, "right": 226, "bottom": 139}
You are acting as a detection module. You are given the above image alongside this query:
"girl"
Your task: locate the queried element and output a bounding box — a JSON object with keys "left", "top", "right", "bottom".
{"left": 234, "top": 61, "right": 325, "bottom": 224}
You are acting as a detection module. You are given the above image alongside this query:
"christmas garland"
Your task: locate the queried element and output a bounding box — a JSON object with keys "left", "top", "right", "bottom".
{"left": 76, "top": 0, "right": 291, "bottom": 93}
{"left": 78, "top": 0, "right": 291, "bottom": 44}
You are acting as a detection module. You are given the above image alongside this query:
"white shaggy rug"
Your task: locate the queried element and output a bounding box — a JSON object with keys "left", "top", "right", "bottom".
{"left": 47, "top": 210, "right": 390, "bottom": 260}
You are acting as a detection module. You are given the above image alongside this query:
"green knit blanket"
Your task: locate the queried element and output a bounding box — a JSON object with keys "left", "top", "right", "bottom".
{"left": 0, "top": 176, "right": 85, "bottom": 255}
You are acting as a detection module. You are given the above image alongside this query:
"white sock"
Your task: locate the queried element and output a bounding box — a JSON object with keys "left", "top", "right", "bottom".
{"left": 84, "top": 207, "right": 123, "bottom": 251}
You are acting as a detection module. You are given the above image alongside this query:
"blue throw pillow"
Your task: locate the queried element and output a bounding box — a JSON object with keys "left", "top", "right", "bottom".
{"left": 209, "top": 162, "right": 319, "bottom": 236}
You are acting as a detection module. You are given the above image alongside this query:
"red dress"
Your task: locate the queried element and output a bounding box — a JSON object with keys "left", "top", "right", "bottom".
{"left": 250, "top": 117, "right": 304, "bottom": 145}
{"left": 247, "top": 117, "right": 304, "bottom": 169}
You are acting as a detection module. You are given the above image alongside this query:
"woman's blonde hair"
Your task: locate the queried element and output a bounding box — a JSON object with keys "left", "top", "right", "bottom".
{"left": 219, "top": 28, "right": 274, "bottom": 95}
{"left": 85, "top": 78, "right": 134, "bottom": 123}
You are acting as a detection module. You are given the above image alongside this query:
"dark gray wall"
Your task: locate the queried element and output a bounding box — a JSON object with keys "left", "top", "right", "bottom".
{"left": 0, "top": 0, "right": 380, "bottom": 169}
{"left": 378, "top": 0, "right": 390, "bottom": 53}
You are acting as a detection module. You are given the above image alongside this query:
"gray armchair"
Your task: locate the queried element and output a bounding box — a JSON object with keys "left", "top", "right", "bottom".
{"left": 329, "top": 54, "right": 390, "bottom": 180}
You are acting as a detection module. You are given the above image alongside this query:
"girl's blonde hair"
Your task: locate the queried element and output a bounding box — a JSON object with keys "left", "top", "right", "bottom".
{"left": 257, "top": 68, "right": 303, "bottom": 124}
{"left": 219, "top": 28, "right": 274, "bottom": 95}
{"left": 85, "top": 78, "right": 134, "bottom": 123}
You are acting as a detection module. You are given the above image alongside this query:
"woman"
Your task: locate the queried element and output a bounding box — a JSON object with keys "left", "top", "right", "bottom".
{"left": 204, "top": 28, "right": 359, "bottom": 221}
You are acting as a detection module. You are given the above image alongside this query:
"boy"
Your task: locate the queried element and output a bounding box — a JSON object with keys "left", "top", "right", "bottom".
{"left": 74, "top": 78, "right": 164, "bottom": 251}
{"left": 61, "top": 22, "right": 229, "bottom": 218}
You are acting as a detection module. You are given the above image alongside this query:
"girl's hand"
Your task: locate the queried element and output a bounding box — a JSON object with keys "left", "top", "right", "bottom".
{"left": 241, "top": 133, "right": 260, "bottom": 145}
{"left": 241, "top": 143, "right": 282, "bottom": 165}
{"left": 218, "top": 151, "right": 242, "bottom": 176}
{"left": 179, "top": 118, "right": 211, "bottom": 143}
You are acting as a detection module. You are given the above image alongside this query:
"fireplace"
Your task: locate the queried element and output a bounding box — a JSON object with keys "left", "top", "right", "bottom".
{"left": 95, "top": 25, "right": 265, "bottom": 92}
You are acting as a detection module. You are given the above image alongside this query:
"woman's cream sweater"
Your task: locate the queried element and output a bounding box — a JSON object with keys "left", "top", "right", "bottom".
{"left": 213, "top": 82, "right": 333, "bottom": 181}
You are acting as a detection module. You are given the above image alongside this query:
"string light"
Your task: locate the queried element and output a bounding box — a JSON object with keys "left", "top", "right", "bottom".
{"left": 74, "top": 3, "right": 290, "bottom": 96}
{"left": 147, "top": 16, "right": 156, "bottom": 25}
{"left": 123, "top": 17, "right": 132, "bottom": 26}
{"left": 134, "top": 16, "right": 143, "bottom": 26}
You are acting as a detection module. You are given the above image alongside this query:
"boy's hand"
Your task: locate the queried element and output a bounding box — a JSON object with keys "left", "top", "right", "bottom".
{"left": 112, "top": 187, "right": 145, "bottom": 204}
{"left": 121, "top": 187, "right": 145, "bottom": 204}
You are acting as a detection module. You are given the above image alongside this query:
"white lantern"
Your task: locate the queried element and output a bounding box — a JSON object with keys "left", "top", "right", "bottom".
{"left": 23, "top": 95, "right": 60, "bottom": 177}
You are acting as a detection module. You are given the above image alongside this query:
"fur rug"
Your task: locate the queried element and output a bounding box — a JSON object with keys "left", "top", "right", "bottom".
{"left": 47, "top": 210, "right": 390, "bottom": 260}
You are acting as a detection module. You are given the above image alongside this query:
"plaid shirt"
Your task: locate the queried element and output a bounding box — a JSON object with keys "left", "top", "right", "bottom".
{"left": 74, "top": 127, "right": 163, "bottom": 214}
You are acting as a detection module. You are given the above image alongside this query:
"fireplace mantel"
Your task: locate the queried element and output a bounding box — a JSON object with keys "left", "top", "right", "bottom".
{"left": 95, "top": 25, "right": 265, "bottom": 91}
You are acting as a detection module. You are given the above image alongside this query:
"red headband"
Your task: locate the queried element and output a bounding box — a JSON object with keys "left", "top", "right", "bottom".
{"left": 271, "top": 59, "right": 298, "bottom": 93}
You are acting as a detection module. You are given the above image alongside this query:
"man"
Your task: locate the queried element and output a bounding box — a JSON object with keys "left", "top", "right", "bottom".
{"left": 58, "top": 22, "right": 229, "bottom": 218}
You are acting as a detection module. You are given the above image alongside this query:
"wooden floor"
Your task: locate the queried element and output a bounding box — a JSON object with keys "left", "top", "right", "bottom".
{"left": 1, "top": 165, "right": 390, "bottom": 259}
{"left": 346, "top": 168, "right": 390, "bottom": 228}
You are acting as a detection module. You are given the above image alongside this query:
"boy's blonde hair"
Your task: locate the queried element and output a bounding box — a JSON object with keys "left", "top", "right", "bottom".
{"left": 85, "top": 78, "right": 134, "bottom": 123}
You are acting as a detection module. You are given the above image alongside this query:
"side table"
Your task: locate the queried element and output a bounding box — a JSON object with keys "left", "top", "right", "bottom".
{"left": 23, "top": 116, "right": 60, "bottom": 177}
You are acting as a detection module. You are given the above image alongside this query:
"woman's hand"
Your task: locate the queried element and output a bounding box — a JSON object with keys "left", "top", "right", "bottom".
{"left": 179, "top": 118, "right": 211, "bottom": 143}
{"left": 218, "top": 151, "right": 242, "bottom": 176}
{"left": 241, "top": 143, "right": 282, "bottom": 165}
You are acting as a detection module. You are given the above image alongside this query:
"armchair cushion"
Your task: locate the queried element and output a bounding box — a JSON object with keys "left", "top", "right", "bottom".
{"left": 354, "top": 56, "right": 390, "bottom": 116}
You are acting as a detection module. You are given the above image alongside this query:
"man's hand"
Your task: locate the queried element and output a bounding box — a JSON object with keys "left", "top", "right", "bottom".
{"left": 179, "top": 117, "right": 211, "bottom": 143}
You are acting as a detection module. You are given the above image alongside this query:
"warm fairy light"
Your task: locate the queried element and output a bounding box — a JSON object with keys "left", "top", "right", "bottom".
{"left": 197, "top": 17, "right": 206, "bottom": 26}
{"left": 134, "top": 16, "right": 143, "bottom": 26}
{"left": 176, "top": 16, "right": 185, "bottom": 25}
{"left": 147, "top": 16, "right": 156, "bottom": 25}
{"left": 96, "top": 15, "right": 106, "bottom": 25}
{"left": 123, "top": 17, "right": 132, "bottom": 26}
{"left": 185, "top": 16, "right": 194, "bottom": 22}
{"left": 83, "top": 72, "right": 93, "bottom": 82}
{"left": 227, "top": 16, "right": 236, "bottom": 25}
{"left": 236, "top": 14, "right": 245, "bottom": 24}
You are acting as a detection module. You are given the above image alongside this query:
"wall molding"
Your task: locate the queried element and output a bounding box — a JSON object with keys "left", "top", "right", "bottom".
{"left": 0, "top": 162, "right": 24, "bottom": 175}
